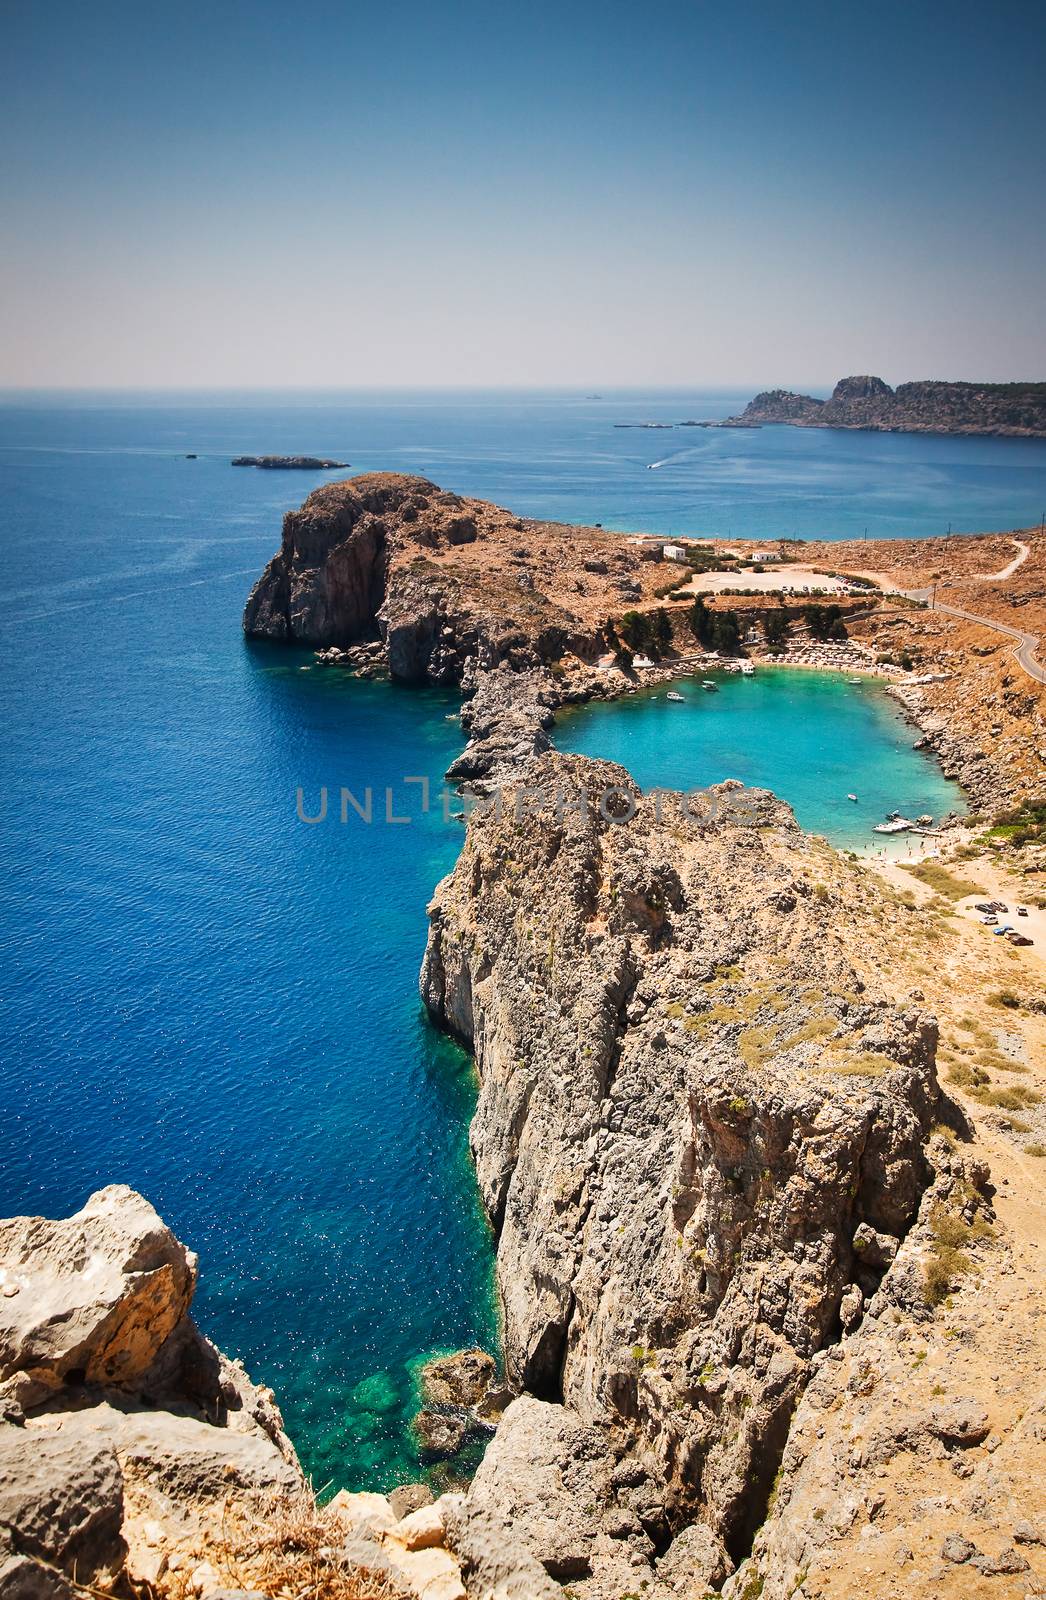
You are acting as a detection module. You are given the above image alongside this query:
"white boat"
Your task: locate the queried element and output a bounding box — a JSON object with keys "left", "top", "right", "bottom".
{"left": 701, "top": 680, "right": 718, "bottom": 692}
{"left": 846, "top": 677, "right": 862, "bottom": 685}
{"left": 666, "top": 691, "right": 685, "bottom": 703}
{"left": 847, "top": 793, "right": 858, "bottom": 802}
{"left": 873, "top": 818, "right": 913, "bottom": 834}
{"left": 739, "top": 661, "right": 755, "bottom": 675}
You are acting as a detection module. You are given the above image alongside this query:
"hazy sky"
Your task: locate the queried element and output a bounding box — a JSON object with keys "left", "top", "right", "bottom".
{"left": 2, "top": 0, "right": 1044, "bottom": 389}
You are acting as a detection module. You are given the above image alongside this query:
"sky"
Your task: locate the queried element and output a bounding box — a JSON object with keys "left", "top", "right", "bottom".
{"left": 2, "top": 0, "right": 1044, "bottom": 389}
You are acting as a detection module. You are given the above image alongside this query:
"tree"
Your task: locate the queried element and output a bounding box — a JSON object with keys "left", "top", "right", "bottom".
{"left": 689, "top": 596, "right": 713, "bottom": 648}
{"left": 652, "top": 608, "right": 673, "bottom": 656}
{"left": 614, "top": 645, "right": 634, "bottom": 671}
{"left": 803, "top": 603, "right": 846, "bottom": 641}
{"left": 618, "top": 610, "right": 652, "bottom": 651}
{"left": 764, "top": 611, "right": 790, "bottom": 650}
{"left": 689, "top": 597, "right": 741, "bottom": 654}
{"left": 710, "top": 610, "right": 741, "bottom": 655}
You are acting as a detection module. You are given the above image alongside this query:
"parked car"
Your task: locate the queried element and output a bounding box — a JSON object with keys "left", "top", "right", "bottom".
{"left": 1008, "top": 933, "right": 1033, "bottom": 947}
{"left": 974, "top": 902, "right": 995, "bottom": 913}
{"left": 982, "top": 916, "right": 998, "bottom": 926}
{"left": 1017, "top": 906, "right": 1029, "bottom": 917}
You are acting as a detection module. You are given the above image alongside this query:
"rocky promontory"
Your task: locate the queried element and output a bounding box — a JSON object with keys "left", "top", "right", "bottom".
{"left": 240, "top": 471, "right": 683, "bottom": 675}
{"left": 725, "top": 375, "right": 1046, "bottom": 436}
{"left": 421, "top": 755, "right": 941, "bottom": 1594}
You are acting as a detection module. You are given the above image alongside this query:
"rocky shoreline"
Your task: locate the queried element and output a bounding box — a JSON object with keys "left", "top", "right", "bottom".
{"left": 10, "top": 474, "right": 1041, "bottom": 1600}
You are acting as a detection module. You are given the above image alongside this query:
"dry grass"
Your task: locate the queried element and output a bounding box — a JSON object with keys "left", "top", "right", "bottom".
{"left": 151, "top": 1490, "right": 410, "bottom": 1600}
{"left": 898, "top": 862, "right": 984, "bottom": 901}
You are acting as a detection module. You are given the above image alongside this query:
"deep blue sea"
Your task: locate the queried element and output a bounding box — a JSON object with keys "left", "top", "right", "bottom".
{"left": 0, "top": 392, "right": 1037, "bottom": 1490}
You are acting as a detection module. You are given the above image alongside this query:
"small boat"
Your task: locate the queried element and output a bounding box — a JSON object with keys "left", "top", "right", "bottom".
{"left": 701, "top": 680, "right": 718, "bottom": 692}
{"left": 739, "top": 661, "right": 755, "bottom": 676}
{"left": 873, "top": 818, "right": 913, "bottom": 835}
{"left": 846, "top": 676, "right": 861, "bottom": 685}
{"left": 847, "top": 793, "right": 858, "bottom": 802}
{"left": 666, "top": 691, "right": 685, "bottom": 703}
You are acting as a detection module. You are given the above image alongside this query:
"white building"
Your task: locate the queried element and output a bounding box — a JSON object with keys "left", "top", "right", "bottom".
{"left": 662, "top": 544, "right": 687, "bottom": 562}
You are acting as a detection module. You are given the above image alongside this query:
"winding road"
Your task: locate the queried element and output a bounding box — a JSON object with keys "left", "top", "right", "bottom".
{"left": 899, "top": 540, "right": 1044, "bottom": 686}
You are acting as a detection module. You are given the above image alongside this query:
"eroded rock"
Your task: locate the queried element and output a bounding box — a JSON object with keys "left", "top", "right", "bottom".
{"left": 422, "top": 755, "right": 939, "bottom": 1569}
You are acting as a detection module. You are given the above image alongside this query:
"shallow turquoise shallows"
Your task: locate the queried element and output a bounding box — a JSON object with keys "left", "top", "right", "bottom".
{"left": 0, "top": 393, "right": 993, "bottom": 1493}
{"left": 555, "top": 668, "right": 966, "bottom": 854}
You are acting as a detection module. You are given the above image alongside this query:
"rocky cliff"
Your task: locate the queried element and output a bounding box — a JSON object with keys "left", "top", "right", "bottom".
{"left": 0, "top": 1185, "right": 302, "bottom": 1597}
{"left": 729, "top": 376, "right": 1046, "bottom": 436}
{"left": 0, "top": 1187, "right": 564, "bottom": 1600}
{"left": 421, "top": 755, "right": 941, "bottom": 1595}
{"left": 242, "top": 471, "right": 666, "bottom": 678}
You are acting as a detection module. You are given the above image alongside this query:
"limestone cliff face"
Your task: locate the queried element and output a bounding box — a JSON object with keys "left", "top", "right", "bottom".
{"left": 243, "top": 471, "right": 424, "bottom": 648}
{"left": 421, "top": 756, "right": 939, "bottom": 1588}
{"left": 243, "top": 471, "right": 590, "bottom": 682}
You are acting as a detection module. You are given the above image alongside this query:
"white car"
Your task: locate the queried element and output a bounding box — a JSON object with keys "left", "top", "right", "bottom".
{"left": 1017, "top": 906, "right": 1029, "bottom": 917}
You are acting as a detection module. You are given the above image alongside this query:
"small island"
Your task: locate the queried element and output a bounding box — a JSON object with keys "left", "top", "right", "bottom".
{"left": 231, "top": 455, "right": 349, "bottom": 469}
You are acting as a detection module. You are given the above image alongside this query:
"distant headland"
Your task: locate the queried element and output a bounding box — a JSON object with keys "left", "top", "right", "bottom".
{"left": 718, "top": 375, "right": 1046, "bottom": 437}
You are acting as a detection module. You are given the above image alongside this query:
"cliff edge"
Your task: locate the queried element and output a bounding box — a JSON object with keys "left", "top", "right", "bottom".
{"left": 421, "top": 755, "right": 942, "bottom": 1595}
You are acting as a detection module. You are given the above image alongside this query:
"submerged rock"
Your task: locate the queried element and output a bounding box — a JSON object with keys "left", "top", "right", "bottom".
{"left": 420, "top": 1348, "right": 497, "bottom": 1410}
{"left": 414, "top": 1408, "right": 469, "bottom": 1459}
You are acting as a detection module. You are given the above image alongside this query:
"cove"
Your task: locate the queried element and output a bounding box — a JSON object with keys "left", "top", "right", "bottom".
{"left": 554, "top": 667, "right": 967, "bottom": 854}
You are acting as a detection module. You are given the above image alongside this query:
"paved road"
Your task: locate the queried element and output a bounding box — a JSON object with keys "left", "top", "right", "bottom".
{"left": 901, "top": 586, "right": 1045, "bottom": 686}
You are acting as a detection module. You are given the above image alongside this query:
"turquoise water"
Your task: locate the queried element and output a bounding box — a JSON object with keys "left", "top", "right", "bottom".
{"left": 556, "top": 668, "right": 966, "bottom": 854}
{"left": 0, "top": 393, "right": 999, "bottom": 1493}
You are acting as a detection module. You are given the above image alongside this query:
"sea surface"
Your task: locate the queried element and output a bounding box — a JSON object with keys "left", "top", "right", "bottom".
{"left": 0, "top": 392, "right": 1028, "bottom": 1490}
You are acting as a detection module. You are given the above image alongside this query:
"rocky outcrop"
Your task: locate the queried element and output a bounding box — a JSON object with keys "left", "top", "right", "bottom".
{"left": 729, "top": 388, "right": 825, "bottom": 423}
{"left": 242, "top": 473, "right": 694, "bottom": 693}
{"left": 728, "top": 377, "right": 1046, "bottom": 436}
{"left": 422, "top": 756, "right": 940, "bottom": 1593}
{"left": 723, "top": 1141, "right": 1046, "bottom": 1598}
{"left": 447, "top": 666, "right": 557, "bottom": 786}
{"left": 242, "top": 472, "right": 411, "bottom": 645}
{"left": 242, "top": 472, "right": 584, "bottom": 676}
{"left": 0, "top": 1189, "right": 559, "bottom": 1600}
{"left": 0, "top": 1186, "right": 300, "bottom": 1597}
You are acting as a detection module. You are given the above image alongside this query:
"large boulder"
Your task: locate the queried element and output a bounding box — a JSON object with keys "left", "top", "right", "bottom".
{"left": 0, "top": 1185, "right": 196, "bottom": 1392}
